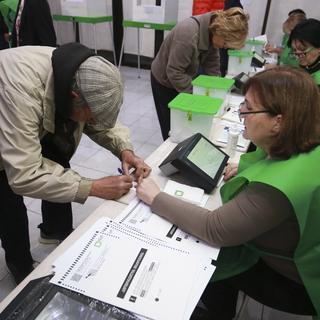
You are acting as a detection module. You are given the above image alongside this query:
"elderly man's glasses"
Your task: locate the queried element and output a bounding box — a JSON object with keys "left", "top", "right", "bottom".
{"left": 238, "top": 102, "right": 273, "bottom": 121}
{"left": 289, "top": 47, "right": 315, "bottom": 59}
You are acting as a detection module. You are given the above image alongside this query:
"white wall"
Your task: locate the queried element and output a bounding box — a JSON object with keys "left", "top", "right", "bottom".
{"left": 242, "top": 0, "right": 320, "bottom": 45}
{"left": 241, "top": 0, "right": 268, "bottom": 38}
{"left": 266, "top": 0, "right": 320, "bottom": 45}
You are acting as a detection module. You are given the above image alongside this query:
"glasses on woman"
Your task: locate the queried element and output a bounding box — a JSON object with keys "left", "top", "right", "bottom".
{"left": 238, "top": 102, "right": 273, "bottom": 121}
{"left": 289, "top": 47, "right": 315, "bottom": 59}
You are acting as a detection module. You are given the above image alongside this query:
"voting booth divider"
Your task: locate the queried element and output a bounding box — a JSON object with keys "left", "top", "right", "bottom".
{"left": 59, "top": 0, "right": 112, "bottom": 17}
{"left": 123, "top": 0, "right": 179, "bottom": 24}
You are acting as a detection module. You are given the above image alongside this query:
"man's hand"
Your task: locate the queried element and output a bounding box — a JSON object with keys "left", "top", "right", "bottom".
{"left": 90, "top": 175, "right": 133, "bottom": 200}
{"left": 121, "top": 150, "right": 151, "bottom": 180}
{"left": 136, "top": 177, "right": 160, "bottom": 205}
{"left": 264, "top": 43, "right": 282, "bottom": 55}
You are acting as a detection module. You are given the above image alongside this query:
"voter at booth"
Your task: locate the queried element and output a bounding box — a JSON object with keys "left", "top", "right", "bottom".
{"left": 151, "top": 7, "right": 249, "bottom": 140}
{"left": 137, "top": 67, "right": 319, "bottom": 318}
{"left": 0, "top": 43, "right": 151, "bottom": 284}
{"left": 288, "top": 18, "right": 320, "bottom": 87}
{"left": 265, "top": 8, "right": 306, "bottom": 67}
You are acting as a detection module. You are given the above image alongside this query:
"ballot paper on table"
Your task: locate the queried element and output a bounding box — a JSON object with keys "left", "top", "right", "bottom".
{"left": 163, "top": 180, "right": 209, "bottom": 206}
{"left": 114, "top": 198, "right": 220, "bottom": 261}
{"left": 51, "top": 217, "right": 216, "bottom": 320}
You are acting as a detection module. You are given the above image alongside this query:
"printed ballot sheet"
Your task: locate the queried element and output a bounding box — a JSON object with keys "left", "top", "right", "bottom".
{"left": 114, "top": 198, "right": 220, "bottom": 261}
{"left": 51, "top": 217, "right": 216, "bottom": 320}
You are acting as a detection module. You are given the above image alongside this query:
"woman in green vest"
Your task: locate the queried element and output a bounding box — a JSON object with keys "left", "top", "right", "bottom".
{"left": 136, "top": 67, "right": 320, "bottom": 319}
{"left": 288, "top": 18, "right": 320, "bottom": 87}
{"left": 265, "top": 8, "right": 306, "bottom": 67}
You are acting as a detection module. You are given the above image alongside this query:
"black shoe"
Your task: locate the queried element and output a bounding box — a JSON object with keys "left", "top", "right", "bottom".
{"left": 190, "top": 306, "right": 213, "bottom": 320}
{"left": 39, "top": 229, "right": 73, "bottom": 245}
{"left": 7, "top": 261, "right": 34, "bottom": 285}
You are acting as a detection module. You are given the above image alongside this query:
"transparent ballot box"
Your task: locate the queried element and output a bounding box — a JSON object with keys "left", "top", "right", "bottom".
{"left": 169, "top": 93, "right": 223, "bottom": 143}
{"left": 60, "top": 0, "right": 112, "bottom": 17}
{"left": 123, "top": 0, "right": 178, "bottom": 24}
{"left": 242, "top": 38, "right": 266, "bottom": 55}
{"left": 192, "top": 75, "right": 234, "bottom": 116}
{"left": 227, "top": 50, "right": 253, "bottom": 76}
{"left": 192, "top": 75, "right": 234, "bottom": 99}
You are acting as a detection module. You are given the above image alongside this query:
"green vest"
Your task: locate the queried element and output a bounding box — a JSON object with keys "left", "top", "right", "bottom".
{"left": 213, "top": 146, "right": 320, "bottom": 317}
{"left": 279, "top": 34, "right": 299, "bottom": 67}
{"left": 311, "top": 69, "right": 320, "bottom": 86}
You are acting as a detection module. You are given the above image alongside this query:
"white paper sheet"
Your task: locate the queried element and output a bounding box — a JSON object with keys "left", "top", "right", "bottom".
{"left": 163, "top": 180, "right": 204, "bottom": 205}
{"left": 114, "top": 198, "right": 220, "bottom": 261}
{"left": 51, "top": 217, "right": 217, "bottom": 320}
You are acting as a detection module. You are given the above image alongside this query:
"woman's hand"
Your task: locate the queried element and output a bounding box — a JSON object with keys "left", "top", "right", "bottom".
{"left": 224, "top": 163, "right": 238, "bottom": 181}
{"left": 136, "top": 177, "right": 161, "bottom": 205}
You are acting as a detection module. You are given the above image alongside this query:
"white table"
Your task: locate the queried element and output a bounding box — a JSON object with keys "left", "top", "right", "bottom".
{"left": 0, "top": 110, "right": 248, "bottom": 313}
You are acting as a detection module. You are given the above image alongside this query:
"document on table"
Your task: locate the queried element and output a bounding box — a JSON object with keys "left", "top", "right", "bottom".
{"left": 163, "top": 180, "right": 209, "bottom": 206}
{"left": 51, "top": 217, "right": 217, "bottom": 320}
{"left": 221, "top": 106, "right": 242, "bottom": 123}
{"left": 216, "top": 121, "right": 249, "bottom": 149}
{"left": 114, "top": 198, "right": 220, "bottom": 261}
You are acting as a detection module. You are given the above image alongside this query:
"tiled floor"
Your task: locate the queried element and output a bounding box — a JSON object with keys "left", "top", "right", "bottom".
{"left": 0, "top": 67, "right": 312, "bottom": 320}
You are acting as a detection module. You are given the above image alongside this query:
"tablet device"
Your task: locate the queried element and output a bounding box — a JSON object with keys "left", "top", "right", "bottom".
{"left": 251, "top": 51, "right": 266, "bottom": 68}
{"left": 159, "top": 133, "right": 229, "bottom": 193}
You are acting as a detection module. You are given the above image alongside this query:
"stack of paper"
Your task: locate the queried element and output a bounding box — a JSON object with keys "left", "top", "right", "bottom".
{"left": 51, "top": 200, "right": 219, "bottom": 320}
{"left": 163, "top": 180, "right": 209, "bottom": 206}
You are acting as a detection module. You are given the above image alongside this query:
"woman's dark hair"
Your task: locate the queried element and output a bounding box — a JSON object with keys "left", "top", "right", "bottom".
{"left": 288, "top": 8, "right": 306, "bottom": 17}
{"left": 288, "top": 18, "right": 320, "bottom": 48}
{"left": 243, "top": 66, "right": 320, "bottom": 159}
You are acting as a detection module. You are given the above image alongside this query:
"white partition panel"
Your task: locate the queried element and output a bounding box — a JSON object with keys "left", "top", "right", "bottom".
{"left": 60, "top": 0, "right": 111, "bottom": 17}
{"left": 122, "top": 0, "right": 192, "bottom": 58}
{"left": 51, "top": 0, "right": 320, "bottom": 58}
{"left": 79, "top": 23, "right": 114, "bottom": 51}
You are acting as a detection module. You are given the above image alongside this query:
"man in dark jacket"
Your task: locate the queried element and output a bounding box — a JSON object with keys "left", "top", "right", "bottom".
{"left": 0, "top": 11, "right": 9, "bottom": 49}
{"left": 11, "top": 0, "right": 56, "bottom": 47}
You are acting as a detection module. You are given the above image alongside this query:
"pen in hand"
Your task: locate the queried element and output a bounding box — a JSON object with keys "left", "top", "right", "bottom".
{"left": 117, "top": 167, "right": 136, "bottom": 175}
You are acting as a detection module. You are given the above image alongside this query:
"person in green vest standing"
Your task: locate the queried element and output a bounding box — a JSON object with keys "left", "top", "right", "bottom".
{"left": 288, "top": 18, "right": 320, "bottom": 87}
{"left": 136, "top": 66, "right": 320, "bottom": 319}
{"left": 265, "top": 9, "right": 306, "bottom": 67}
